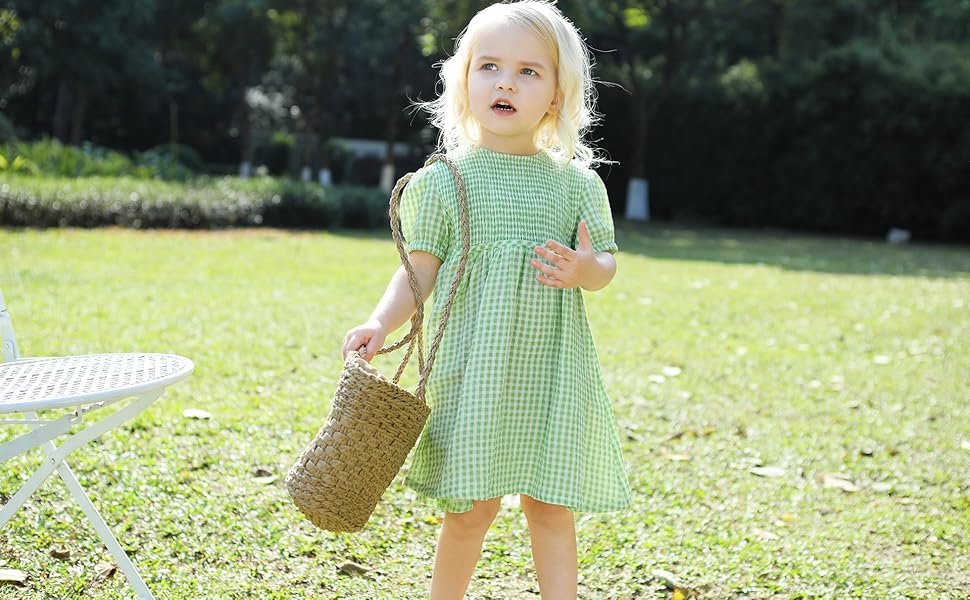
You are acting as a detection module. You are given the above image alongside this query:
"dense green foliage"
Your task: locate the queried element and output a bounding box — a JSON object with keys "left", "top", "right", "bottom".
{"left": 0, "top": 139, "right": 204, "bottom": 180}
{"left": 0, "top": 175, "right": 389, "bottom": 229}
{"left": 644, "top": 39, "right": 970, "bottom": 240}
{"left": 0, "top": 1, "right": 968, "bottom": 238}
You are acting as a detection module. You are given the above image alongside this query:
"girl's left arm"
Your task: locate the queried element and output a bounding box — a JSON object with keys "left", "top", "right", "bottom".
{"left": 532, "top": 220, "right": 617, "bottom": 291}
{"left": 580, "top": 249, "right": 617, "bottom": 291}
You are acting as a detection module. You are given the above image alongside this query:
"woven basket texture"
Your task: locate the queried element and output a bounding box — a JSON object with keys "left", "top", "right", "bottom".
{"left": 285, "top": 354, "right": 430, "bottom": 531}
{"left": 285, "top": 154, "right": 469, "bottom": 532}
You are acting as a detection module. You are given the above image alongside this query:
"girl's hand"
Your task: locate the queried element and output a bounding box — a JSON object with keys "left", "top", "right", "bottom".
{"left": 531, "top": 220, "right": 597, "bottom": 289}
{"left": 342, "top": 320, "right": 387, "bottom": 363}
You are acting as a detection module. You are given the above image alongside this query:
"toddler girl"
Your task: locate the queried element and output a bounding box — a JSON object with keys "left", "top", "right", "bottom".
{"left": 342, "top": 2, "right": 631, "bottom": 597}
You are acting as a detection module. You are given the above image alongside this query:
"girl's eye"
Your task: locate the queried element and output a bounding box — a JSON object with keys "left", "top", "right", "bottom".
{"left": 521, "top": 68, "right": 538, "bottom": 77}
{"left": 481, "top": 63, "right": 497, "bottom": 71}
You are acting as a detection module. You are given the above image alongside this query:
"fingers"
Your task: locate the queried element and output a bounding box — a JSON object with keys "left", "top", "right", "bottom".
{"left": 364, "top": 336, "right": 382, "bottom": 363}
{"left": 577, "top": 220, "right": 593, "bottom": 249}
{"left": 342, "top": 330, "right": 369, "bottom": 359}
{"left": 543, "top": 239, "right": 574, "bottom": 257}
{"left": 533, "top": 244, "right": 565, "bottom": 265}
{"left": 530, "top": 257, "right": 559, "bottom": 277}
{"left": 531, "top": 256, "right": 568, "bottom": 288}
{"left": 535, "top": 273, "right": 566, "bottom": 288}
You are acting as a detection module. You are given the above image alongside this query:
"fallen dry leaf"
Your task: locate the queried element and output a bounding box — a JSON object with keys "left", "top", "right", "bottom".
{"left": 337, "top": 561, "right": 369, "bottom": 576}
{"left": 653, "top": 569, "right": 685, "bottom": 590}
{"left": 753, "top": 528, "right": 780, "bottom": 541}
{"left": 671, "top": 586, "right": 701, "bottom": 599}
{"left": 50, "top": 548, "right": 71, "bottom": 560}
{"left": 0, "top": 569, "right": 26, "bottom": 585}
{"left": 750, "top": 466, "right": 785, "bottom": 478}
{"left": 252, "top": 467, "right": 277, "bottom": 484}
{"left": 664, "top": 430, "right": 686, "bottom": 443}
{"left": 95, "top": 562, "right": 117, "bottom": 580}
{"left": 820, "top": 474, "right": 860, "bottom": 492}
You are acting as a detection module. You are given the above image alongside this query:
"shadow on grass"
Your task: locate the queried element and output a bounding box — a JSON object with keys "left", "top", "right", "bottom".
{"left": 26, "top": 220, "right": 962, "bottom": 279}
{"left": 612, "top": 220, "right": 970, "bottom": 278}
{"left": 328, "top": 220, "right": 970, "bottom": 278}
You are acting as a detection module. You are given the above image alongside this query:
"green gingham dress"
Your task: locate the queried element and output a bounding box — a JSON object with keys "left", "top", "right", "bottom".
{"left": 399, "top": 144, "right": 632, "bottom": 514}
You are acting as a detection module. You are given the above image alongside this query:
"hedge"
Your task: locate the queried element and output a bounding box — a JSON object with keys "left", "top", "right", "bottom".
{"left": 0, "top": 175, "right": 391, "bottom": 230}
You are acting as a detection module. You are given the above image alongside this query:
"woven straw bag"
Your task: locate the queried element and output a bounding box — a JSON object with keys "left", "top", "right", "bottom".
{"left": 285, "top": 154, "right": 470, "bottom": 532}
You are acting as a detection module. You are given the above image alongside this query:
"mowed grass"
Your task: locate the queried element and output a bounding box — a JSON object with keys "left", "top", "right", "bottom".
{"left": 1, "top": 223, "right": 968, "bottom": 599}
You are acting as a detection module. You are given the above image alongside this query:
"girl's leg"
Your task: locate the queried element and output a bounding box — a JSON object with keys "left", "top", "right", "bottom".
{"left": 520, "top": 494, "right": 578, "bottom": 600}
{"left": 430, "top": 497, "right": 502, "bottom": 600}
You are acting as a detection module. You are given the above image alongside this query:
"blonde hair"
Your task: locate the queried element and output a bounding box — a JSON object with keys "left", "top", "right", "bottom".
{"left": 416, "top": 0, "right": 604, "bottom": 167}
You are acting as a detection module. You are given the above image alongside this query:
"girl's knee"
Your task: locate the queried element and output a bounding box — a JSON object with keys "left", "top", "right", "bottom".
{"left": 520, "top": 494, "right": 573, "bottom": 527}
{"left": 444, "top": 497, "right": 501, "bottom": 535}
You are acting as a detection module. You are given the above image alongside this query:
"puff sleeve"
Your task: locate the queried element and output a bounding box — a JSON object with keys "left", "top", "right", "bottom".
{"left": 574, "top": 170, "right": 619, "bottom": 254}
{"left": 399, "top": 166, "right": 453, "bottom": 261}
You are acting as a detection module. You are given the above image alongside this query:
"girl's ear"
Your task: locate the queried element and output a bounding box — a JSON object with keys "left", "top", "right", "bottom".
{"left": 548, "top": 93, "right": 560, "bottom": 114}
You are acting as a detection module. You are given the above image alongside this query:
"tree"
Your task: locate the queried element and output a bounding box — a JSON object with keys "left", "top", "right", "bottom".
{"left": 191, "top": 0, "right": 275, "bottom": 176}
{"left": 6, "top": 0, "right": 160, "bottom": 145}
{"left": 268, "top": 0, "right": 355, "bottom": 183}
{"left": 152, "top": 0, "right": 208, "bottom": 170}
{"left": 567, "top": 0, "right": 711, "bottom": 220}
{"left": 343, "top": 1, "right": 435, "bottom": 190}
{"left": 0, "top": 7, "right": 24, "bottom": 119}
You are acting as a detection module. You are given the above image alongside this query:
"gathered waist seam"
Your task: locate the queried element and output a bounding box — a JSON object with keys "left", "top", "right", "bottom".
{"left": 465, "top": 239, "right": 547, "bottom": 253}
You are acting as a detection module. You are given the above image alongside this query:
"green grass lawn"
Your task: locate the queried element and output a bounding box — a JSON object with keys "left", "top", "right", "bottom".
{"left": 1, "top": 223, "right": 968, "bottom": 599}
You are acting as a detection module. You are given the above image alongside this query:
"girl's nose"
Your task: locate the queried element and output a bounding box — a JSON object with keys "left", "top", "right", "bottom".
{"left": 496, "top": 79, "right": 516, "bottom": 92}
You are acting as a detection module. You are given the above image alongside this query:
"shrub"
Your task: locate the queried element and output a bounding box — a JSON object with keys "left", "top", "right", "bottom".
{"left": 0, "top": 112, "right": 16, "bottom": 144}
{"left": 0, "top": 138, "right": 203, "bottom": 180}
{"left": 253, "top": 132, "right": 293, "bottom": 176}
{"left": 0, "top": 175, "right": 389, "bottom": 230}
{"left": 135, "top": 144, "right": 207, "bottom": 180}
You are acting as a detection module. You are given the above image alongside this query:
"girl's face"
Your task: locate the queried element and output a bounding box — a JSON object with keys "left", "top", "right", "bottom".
{"left": 466, "top": 21, "right": 558, "bottom": 155}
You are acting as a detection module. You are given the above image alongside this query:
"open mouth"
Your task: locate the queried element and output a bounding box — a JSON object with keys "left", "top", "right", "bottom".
{"left": 492, "top": 100, "right": 517, "bottom": 113}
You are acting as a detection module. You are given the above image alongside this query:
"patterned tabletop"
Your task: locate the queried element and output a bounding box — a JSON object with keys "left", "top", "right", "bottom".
{"left": 0, "top": 353, "right": 194, "bottom": 413}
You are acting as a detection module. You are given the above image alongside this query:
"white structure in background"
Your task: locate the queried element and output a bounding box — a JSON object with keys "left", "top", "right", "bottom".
{"left": 886, "top": 228, "right": 911, "bottom": 244}
{"left": 333, "top": 138, "right": 411, "bottom": 192}
{"left": 300, "top": 166, "right": 312, "bottom": 182}
{"left": 239, "top": 161, "right": 252, "bottom": 178}
{"left": 380, "top": 164, "right": 395, "bottom": 193}
{"left": 625, "top": 177, "right": 649, "bottom": 221}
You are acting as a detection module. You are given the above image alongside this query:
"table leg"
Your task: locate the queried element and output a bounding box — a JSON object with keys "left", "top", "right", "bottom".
{"left": 51, "top": 459, "right": 155, "bottom": 600}
{"left": 0, "top": 414, "right": 73, "bottom": 463}
{"left": 0, "top": 391, "right": 163, "bottom": 600}
{"left": 2, "top": 394, "right": 158, "bottom": 528}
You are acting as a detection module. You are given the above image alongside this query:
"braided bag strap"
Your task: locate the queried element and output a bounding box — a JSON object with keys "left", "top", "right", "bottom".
{"left": 377, "top": 154, "right": 470, "bottom": 401}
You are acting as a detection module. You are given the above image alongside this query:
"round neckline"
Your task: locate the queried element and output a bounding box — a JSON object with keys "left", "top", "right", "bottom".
{"left": 470, "top": 145, "right": 546, "bottom": 160}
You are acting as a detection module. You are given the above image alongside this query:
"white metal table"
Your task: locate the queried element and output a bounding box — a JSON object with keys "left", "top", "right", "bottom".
{"left": 0, "top": 353, "right": 194, "bottom": 599}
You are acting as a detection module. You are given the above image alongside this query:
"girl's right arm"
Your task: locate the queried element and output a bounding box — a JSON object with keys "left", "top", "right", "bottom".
{"left": 342, "top": 250, "right": 443, "bottom": 362}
